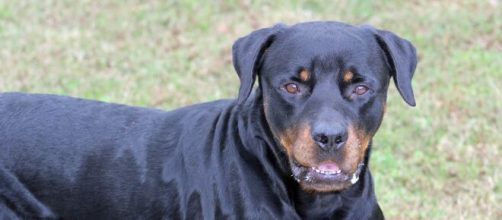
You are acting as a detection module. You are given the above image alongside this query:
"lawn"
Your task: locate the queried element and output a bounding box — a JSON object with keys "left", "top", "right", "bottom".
{"left": 0, "top": 0, "right": 500, "bottom": 219}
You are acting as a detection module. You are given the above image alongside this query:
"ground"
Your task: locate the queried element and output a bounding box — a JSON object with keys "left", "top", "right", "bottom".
{"left": 0, "top": 0, "right": 500, "bottom": 219}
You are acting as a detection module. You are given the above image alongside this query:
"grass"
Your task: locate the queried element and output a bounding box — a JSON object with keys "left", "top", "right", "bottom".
{"left": 0, "top": 0, "right": 500, "bottom": 219}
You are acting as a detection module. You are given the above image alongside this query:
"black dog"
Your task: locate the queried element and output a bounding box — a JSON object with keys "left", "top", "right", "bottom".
{"left": 0, "top": 21, "right": 416, "bottom": 219}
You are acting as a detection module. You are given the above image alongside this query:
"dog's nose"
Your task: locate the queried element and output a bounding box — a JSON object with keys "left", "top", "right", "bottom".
{"left": 312, "top": 125, "right": 348, "bottom": 151}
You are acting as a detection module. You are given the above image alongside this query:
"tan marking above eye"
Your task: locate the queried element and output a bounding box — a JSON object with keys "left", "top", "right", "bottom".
{"left": 343, "top": 71, "right": 354, "bottom": 82}
{"left": 299, "top": 69, "right": 310, "bottom": 82}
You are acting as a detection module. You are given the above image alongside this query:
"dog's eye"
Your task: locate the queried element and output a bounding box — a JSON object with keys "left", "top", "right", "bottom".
{"left": 284, "top": 83, "right": 300, "bottom": 94}
{"left": 353, "top": 85, "right": 369, "bottom": 96}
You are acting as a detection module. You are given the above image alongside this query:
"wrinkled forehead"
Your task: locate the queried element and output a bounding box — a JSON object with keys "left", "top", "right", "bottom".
{"left": 263, "top": 24, "right": 381, "bottom": 74}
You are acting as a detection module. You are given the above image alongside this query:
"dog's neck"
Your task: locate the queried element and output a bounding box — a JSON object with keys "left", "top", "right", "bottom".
{"left": 235, "top": 90, "right": 292, "bottom": 176}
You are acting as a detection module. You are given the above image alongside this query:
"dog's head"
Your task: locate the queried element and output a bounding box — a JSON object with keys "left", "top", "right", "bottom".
{"left": 232, "top": 21, "right": 417, "bottom": 192}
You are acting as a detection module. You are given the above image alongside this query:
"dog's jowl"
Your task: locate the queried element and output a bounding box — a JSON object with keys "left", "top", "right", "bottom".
{"left": 0, "top": 21, "right": 416, "bottom": 219}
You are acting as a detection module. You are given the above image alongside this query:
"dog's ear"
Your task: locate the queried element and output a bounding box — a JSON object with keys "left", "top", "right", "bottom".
{"left": 363, "top": 26, "right": 418, "bottom": 106}
{"left": 232, "top": 24, "right": 286, "bottom": 104}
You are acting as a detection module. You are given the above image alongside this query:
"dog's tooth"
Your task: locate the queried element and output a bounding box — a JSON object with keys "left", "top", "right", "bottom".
{"left": 305, "top": 175, "right": 312, "bottom": 182}
{"left": 313, "top": 168, "right": 343, "bottom": 175}
{"left": 294, "top": 176, "right": 300, "bottom": 182}
{"left": 350, "top": 173, "right": 359, "bottom": 184}
{"left": 313, "top": 167, "right": 345, "bottom": 175}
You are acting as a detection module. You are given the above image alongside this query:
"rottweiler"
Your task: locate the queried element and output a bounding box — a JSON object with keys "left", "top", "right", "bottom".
{"left": 0, "top": 21, "right": 417, "bottom": 219}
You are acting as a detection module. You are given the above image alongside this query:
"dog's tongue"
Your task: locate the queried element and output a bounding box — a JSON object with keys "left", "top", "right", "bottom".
{"left": 317, "top": 162, "right": 340, "bottom": 172}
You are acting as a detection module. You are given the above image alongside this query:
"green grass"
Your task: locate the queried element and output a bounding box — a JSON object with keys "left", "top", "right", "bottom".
{"left": 0, "top": 0, "right": 500, "bottom": 219}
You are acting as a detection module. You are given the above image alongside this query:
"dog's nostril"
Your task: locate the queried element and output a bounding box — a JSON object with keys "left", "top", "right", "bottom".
{"left": 314, "top": 132, "right": 347, "bottom": 151}
{"left": 319, "top": 135, "right": 329, "bottom": 145}
{"left": 314, "top": 134, "right": 329, "bottom": 146}
{"left": 334, "top": 135, "right": 343, "bottom": 144}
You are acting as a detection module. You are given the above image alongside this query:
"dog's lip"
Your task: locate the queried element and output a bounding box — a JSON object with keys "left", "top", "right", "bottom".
{"left": 291, "top": 160, "right": 363, "bottom": 185}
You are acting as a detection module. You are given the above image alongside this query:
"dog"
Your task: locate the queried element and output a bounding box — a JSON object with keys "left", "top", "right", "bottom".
{"left": 0, "top": 21, "right": 417, "bottom": 219}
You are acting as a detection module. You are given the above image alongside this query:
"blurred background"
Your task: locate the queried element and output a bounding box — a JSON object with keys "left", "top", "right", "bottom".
{"left": 0, "top": 0, "right": 500, "bottom": 219}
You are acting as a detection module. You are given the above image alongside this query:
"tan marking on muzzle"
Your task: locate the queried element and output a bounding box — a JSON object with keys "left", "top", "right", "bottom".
{"left": 341, "top": 124, "right": 371, "bottom": 173}
{"left": 279, "top": 124, "right": 318, "bottom": 166}
{"left": 292, "top": 124, "right": 317, "bottom": 166}
{"left": 279, "top": 128, "right": 294, "bottom": 154}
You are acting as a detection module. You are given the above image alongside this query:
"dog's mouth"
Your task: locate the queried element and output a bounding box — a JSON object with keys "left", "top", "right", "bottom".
{"left": 290, "top": 159, "right": 364, "bottom": 192}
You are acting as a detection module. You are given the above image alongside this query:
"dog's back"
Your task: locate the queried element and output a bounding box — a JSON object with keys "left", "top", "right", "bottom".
{"left": 0, "top": 92, "right": 298, "bottom": 219}
{"left": 0, "top": 93, "right": 176, "bottom": 218}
